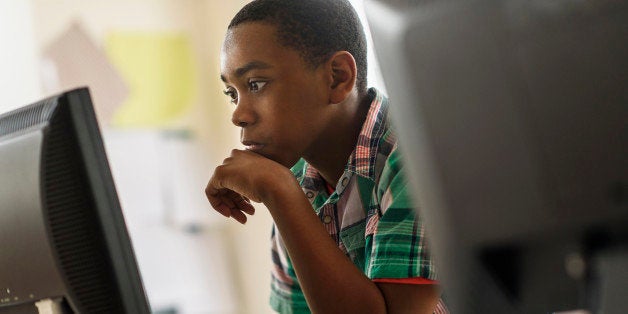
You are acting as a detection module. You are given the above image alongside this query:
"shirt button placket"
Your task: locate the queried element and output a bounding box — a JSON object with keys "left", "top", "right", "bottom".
{"left": 335, "top": 174, "right": 351, "bottom": 195}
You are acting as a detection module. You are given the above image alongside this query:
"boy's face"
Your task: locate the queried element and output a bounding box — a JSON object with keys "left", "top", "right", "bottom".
{"left": 220, "top": 22, "right": 333, "bottom": 168}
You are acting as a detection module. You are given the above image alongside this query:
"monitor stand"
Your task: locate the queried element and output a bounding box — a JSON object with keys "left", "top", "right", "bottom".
{"left": 592, "top": 248, "right": 628, "bottom": 314}
{"left": 34, "top": 298, "right": 67, "bottom": 314}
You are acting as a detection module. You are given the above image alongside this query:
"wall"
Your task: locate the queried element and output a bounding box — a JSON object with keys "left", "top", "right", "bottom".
{"left": 3, "top": 1, "right": 383, "bottom": 313}
{"left": 0, "top": 0, "right": 41, "bottom": 113}
{"left": 199, "top": 3, "right": 275, "bottom": 313}
{"left": 29, "top": 1, "right": 273, "bottom": 313}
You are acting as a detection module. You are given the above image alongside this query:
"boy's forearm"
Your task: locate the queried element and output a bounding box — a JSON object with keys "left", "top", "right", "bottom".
{"left": 263, "top": 182, "right": 388, "bottom": 314}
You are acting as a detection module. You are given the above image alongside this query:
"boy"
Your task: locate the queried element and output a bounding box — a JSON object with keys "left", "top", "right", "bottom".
{"left": 205, "top": 0, "right": 447, "bottom": 313}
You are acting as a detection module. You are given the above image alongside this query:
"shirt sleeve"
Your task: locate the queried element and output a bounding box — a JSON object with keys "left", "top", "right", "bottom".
{"left": 365, "top": 145, "right": 438, "bottom": 281}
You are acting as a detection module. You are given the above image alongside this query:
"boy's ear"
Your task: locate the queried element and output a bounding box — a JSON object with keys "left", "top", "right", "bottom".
{"left": 327, "top": 51, "right": 357, "bottom": 104}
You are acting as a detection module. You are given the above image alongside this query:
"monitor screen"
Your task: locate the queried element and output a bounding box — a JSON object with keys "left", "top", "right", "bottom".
{"left": 365, "top": 0, "right": 628, "bottom": 313}
{"left": 0, "top": 88, "right": 150, "bottom": 313}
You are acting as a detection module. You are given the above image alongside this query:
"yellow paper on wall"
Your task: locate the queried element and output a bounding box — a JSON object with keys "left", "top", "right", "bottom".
{"left": 105, "top": 32, "right": 197, "bottom": 127}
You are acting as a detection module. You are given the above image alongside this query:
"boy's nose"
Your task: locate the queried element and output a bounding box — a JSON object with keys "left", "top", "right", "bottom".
{"left": 232, "top": 113, "right": 249, "bottom": 127}
{"left": 231, "top": 101, "right": 256, "bottom": 127}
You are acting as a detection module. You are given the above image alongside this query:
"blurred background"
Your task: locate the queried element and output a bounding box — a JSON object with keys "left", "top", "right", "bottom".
{"left": 0, "top": 1, "right": 384, "bottom": 313}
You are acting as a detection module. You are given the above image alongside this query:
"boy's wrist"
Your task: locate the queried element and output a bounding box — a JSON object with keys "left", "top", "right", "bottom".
{"left": 260, "top": 169, "right": 304, "bottom": 210}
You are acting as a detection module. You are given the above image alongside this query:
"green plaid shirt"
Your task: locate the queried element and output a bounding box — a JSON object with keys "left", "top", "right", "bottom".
{"left": 270, "top": 88, "right": 442, "bottom": 313}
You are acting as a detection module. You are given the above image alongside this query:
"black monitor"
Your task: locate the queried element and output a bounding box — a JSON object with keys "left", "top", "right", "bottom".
{"left": 0, "top": 88, "right": 150, "bottom": 314}
{"left": 365, "top": 0, "right": 628, "bottom": 313}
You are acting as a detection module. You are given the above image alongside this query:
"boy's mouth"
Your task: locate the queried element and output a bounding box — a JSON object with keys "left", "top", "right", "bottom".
{"left": 242, "top": 140, "right": 264, "bottom": 152}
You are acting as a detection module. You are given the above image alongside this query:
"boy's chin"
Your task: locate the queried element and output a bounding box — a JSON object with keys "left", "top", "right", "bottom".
{"left": 247, "top": 147, "right": 299, "bottom": 169}
{"left": 267, "top": 153, "right": 300, "bottom": 169}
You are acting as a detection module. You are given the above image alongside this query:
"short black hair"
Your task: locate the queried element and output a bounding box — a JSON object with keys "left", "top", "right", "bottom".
{"left": 229, "top": 0, "right": 368, "bottom": 93}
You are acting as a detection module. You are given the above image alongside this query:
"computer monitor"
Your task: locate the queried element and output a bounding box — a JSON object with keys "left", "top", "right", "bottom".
{"left": 365, "top": 0, "right": 628, "bottom": 313}
{"left": 0, "top": 88, "right": 150, "bottom": 314}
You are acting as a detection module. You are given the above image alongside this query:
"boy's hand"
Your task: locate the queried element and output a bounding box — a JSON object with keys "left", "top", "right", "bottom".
{"left": 205, "top": 149, "right": 295, "bottom": 224}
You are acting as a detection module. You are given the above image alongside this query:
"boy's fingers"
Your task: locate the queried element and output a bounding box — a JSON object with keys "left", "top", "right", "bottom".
{"left": 230, "top": 208, "right": 248, "bottom": 224}
{"left": 216, "top": 204, "right": 232, "bottom": 218}
{"left": 216, "top": 189, "right": 237, "bottom": 209}
{"left": 208, "top": 198, "right": 231, "bottom": 218}
{"left": 237, "top": 197, "right": 255, "bottom": 215}
{"left": 205, "top": 163, "right": 256, "bottom": 223}
{"left": 205, "top": 186, "right": 232, "bottom": 218}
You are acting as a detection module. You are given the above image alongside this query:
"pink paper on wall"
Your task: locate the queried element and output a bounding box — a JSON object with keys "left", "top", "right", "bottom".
{"left": 41, "top": 22, "right": 128, "bottom": 126}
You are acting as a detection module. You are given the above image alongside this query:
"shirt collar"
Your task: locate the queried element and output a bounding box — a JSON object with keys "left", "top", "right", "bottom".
{"left": 296, "top": 88, "right": 389, "bottom": 192}
{"left": 346, "top": 87, "right": 389, "bottom": 179}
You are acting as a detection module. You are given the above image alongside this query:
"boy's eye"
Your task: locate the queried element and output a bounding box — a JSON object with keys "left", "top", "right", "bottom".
{"left": 248, "top": 81, "right": 267, "bottom": 92}
{"left": 223, "top": 88, "right": 238, "bottom": 104}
